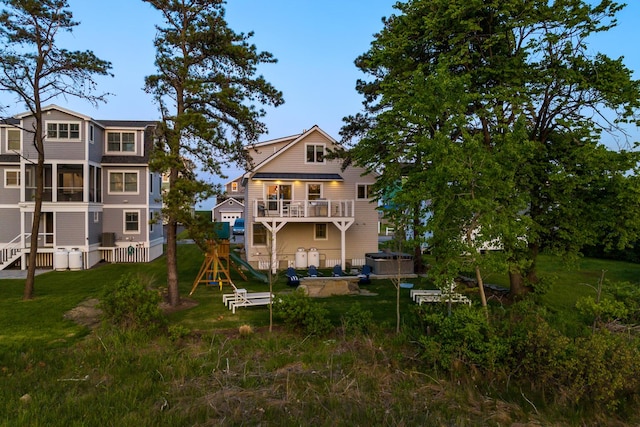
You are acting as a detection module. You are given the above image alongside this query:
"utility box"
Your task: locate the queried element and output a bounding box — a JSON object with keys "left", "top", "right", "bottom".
{"left": 102, "top": 232, "right": 116, "bottom": 247}
{"left": 213, "top": 222, "right": 230, "bottom": 240}
{"left": 295, "top": 248, "right": 308, "bottom": 268}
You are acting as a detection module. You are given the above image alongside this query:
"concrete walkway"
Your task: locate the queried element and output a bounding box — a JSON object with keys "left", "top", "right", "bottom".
{"left": 0, "top": 269, "right": 51, "bottom": 280}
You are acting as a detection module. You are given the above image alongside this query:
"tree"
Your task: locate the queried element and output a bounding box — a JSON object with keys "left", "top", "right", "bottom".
{"left": 343, "top": 0, "right": 640, "bottom": 297}
{"left": 0, "top": 0, "right": 111, "bottom": 299}
{"left": 143, "top": 0, "right": 283, "bottom": 307}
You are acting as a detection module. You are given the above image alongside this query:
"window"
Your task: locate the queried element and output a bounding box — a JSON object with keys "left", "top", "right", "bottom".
{"left": 4, "top": 170, "right": 20, "bottom": 187}
{"left": 252, "top": 223, "right": 267, "bottom": 246}
{"left": 307, "top": 183, "right": 322, "bottom": 200}
{"left": 7, "top": 129, "right": 20, "bottom": 151}
{"left": 306, "top": 144, "right": 325, "bottom": 163}
{"left": 107, "top": 132, "right": 135, "bottom": 152}
{"left": 47, "top": 122, "right": 80, "bottom": 140}
{"left": 314, "top": 223, "right": 328, "bottom": 240}
{"left": 94, "top": 212, "right": 100, "bottom": 223}
{"left": 231, "top": 181, "right": 238, "bottom": 192}
{"left": 357, "top": 183, "right": 374, "bottom": 200}
{"left": 57, "top": 164, "right": 83, "bottom": 202}
{"left": 89, "top": 166, "right": 102, "bottom": 202}
{"left": 150, "top": 173, "right": 153, "bottom": 193}
{"left": 25, "top": 164, "right": 53, "bottom": 201}
{"left": 109, "top": 171, "right": 138, "bottom": 193}
{"left": 149, "top": 211, "right": 155, "bottom": 233}
{"left": 89, "top": 124, "right": 94, "bottom": 144}
{"left": 124, "top": 211, "right": 139, "bottom": 233}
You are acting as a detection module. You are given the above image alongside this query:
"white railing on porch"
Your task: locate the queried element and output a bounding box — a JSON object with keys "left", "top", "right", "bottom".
{"left": 100, "top": 246, "right": 149, "bottom": 263}
{"left": 253, "top": 199, "right": 354, "bottom": 219}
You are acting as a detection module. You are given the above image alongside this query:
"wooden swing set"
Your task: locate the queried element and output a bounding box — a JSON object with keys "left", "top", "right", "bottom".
{"left": 189, "top": 239, "right": 248, "bottom": 296}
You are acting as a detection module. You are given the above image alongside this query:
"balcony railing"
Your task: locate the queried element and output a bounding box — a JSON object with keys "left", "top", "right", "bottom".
{"left": 253, "top": 199, "right": 354, "bottom": 219}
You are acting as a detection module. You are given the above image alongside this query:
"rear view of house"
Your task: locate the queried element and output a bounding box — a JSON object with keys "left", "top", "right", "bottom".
{"left": 0, "top": 105, "right": 163, "bottom": 271}
{"left": 239, "top": 126, "right": 378, "bottom": 272}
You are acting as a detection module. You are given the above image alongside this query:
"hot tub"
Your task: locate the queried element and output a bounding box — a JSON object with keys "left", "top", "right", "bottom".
{"left": 365, "top": 252, "right": 413, "bottom": 275}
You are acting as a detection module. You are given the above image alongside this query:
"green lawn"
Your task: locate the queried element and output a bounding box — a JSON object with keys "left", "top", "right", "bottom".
{"left": 2, "top": 246, "right": 640, "bottom": 426}
{"left": 2, "top": 246, "right": 638, "bottom": 349}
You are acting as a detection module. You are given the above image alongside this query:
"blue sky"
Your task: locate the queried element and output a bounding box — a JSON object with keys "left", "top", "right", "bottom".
{"left": 56, "top": 0, "right": 397, "bottom": 140}
{"left": 4, "top": 1, "right": 640, "bottom": 208}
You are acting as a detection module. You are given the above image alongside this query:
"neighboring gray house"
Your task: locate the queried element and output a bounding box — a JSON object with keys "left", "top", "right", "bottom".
{"left": 0, "top": 105, "right": 164, "bottom": 271}
{"left": 212, "top": 197, "right": 244, "bottom": 224}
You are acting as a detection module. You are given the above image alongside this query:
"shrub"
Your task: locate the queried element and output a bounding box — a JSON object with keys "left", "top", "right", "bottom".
{"left": 100, "top": 273, "right": 166, "bottom": 331}
{"left": 341, "top": 303, "right": 374, "bottom": 335}
{"left": 239, "top": 324, "right": 254, "bottom": 337}
{"left": 273, "top": 289, "right": 332, "bottom": 336}
{"left": 416, "top": 305, "right": 508, "bottom": 371}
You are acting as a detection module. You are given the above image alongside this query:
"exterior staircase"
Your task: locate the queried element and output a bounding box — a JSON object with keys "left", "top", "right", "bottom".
{"left": 0, "top": 235, "right": 24, "bottom": 270}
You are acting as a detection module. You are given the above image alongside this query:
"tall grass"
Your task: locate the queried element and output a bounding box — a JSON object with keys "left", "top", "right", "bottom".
{"left": 1, "top": 246, "right": 640, "bottom": 425}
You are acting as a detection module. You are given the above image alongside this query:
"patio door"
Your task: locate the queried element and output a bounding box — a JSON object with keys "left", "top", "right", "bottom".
{"left": 266, "top": 184, "right": 292, "bottom": 211}
{"left": 39, "top": 212, "right": 54, "bottom": 246}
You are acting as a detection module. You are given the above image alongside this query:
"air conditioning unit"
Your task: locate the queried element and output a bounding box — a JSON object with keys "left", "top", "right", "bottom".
{"left": 102, "top": 232, "right": 116, "bottom": 247}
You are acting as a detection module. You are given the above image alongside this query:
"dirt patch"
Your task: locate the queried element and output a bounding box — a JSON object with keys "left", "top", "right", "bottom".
{"left": 63, "top": 298, "right": 103, "bottom": 329}
{"left": 64, "top": 297, "right": 199, "bottom": 329}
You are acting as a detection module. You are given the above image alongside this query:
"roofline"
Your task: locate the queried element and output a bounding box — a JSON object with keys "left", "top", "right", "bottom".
{"left": 248, "top": 125, "right": 338, "bottom": 174}
{"left": 14, "top": 104, "right": 93, "bottom": 121}
{"left": 248, "top": 133, "right": 302, "bottom": 149}
{"left": 213, "top": 197, "right": 245, "bottom": 210}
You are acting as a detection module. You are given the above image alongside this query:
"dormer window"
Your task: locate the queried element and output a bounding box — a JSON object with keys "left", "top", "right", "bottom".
{"left": 231, "top": 182, "right": 238, "bottom": 192}
{"left": 47, "top": 122, "right": 80, "bottom": 140}
{"left": 306, "top": 144, "right": 325, "bottom": 163}
{"left": 107, "top": 131, "right": 135, "bottom": 153}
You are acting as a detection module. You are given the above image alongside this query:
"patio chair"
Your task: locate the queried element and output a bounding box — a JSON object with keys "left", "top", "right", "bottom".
{"left": 308, "top": 265, "right": 320, "bottom": 277}
{"left": 332, "top": 264, "right": 345, "bottom": 277}
{"left": 358, "top": 264, "right": 371, "bottom": 285}
{"left": 285, "top": 267, "right": 300, "bottom": 287}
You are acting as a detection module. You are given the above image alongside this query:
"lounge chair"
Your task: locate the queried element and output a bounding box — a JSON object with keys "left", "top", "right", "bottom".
{"left": 332, "top": 264, "right": 345, "bottom": 277}
{"left": 308, "top": 265, "right": 320, "bottom": 277}
{"left": 358, "top": 264, "right": 371, "bottom": 285}
{"left": 285, "top": 267, "right": 300, "bottom": 287}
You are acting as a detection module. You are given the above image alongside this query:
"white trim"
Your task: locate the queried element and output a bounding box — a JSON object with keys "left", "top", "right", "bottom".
{"left": 89, "top": 124, "right": 94, "bottom": 144}
{"left": 45, "top": 120, "right": 81, "bottom": 141}
{"left": 314, "top": 223, "right": 328, "bottom": 240}
{"left": 4, "top": 169, "right": 20, "bottom": 188}
{"left": 105, "top": 130, "right": 137, "bottom": 154}
{"left": 123, "top": 210, "right": 141, "bottom": 234}
{"left": 252, "top": 222, "right": 268, "bottom": 247}
{"left": 6, "top": 128, "right": 21, "bottom": 152}
{"left": 108, "top": 170, "right": 140, "bottom": 195}
{"left": 304, "top": 142, "right": 326, "bottom": 164}
{"left": 212, "top": 197, "right": 245, "bottom": 210}
{"left": 356, "top": 183, "right": 374, "bottom": 200}
{"left": 306, "top": 182, "right": 323, "bottom": 200}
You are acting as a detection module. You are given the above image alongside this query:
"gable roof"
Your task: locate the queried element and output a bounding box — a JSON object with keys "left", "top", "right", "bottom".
{"left": 213, "top": 197, "right": 245, "bottom": 210}
{"left": 14, "top": 104, "right": 93, "bottom": 121}
{"left": 243, "top": 125, "right": 338, "bottom": 181}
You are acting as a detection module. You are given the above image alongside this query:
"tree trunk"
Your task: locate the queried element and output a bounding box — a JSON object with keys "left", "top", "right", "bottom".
{"left": 24, "top": 125, "right": 45, "bottom": 300}
{"left": 475, "top": 265, "right": 488, "bottom": 314}
{"left": 166, "top": 218, "right": 179, "bottom": 307}
{"left": 508, "top": 269, "right": 528, "bottom": 296}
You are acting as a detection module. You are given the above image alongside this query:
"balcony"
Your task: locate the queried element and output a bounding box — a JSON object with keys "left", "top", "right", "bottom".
{"left": 253, "top": 199, "right": 354, "bottom": 220}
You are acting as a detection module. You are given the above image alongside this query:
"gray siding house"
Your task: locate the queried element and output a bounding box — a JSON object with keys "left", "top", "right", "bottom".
{"left": 0, "top": 105, "right": 164, "bottom": 271}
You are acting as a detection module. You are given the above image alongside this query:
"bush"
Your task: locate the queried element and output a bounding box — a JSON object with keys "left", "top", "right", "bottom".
{"left": 415, "top": 305, "right": 508, "bottom": 371}
{"left": 341, "top": 303, "right": 374, "bottom": 335}
{"left": 273, "top": 289, "right": 332, "bottom": 336}
{"left": 100, "top": 273, "right": 166, "bottom": 331}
